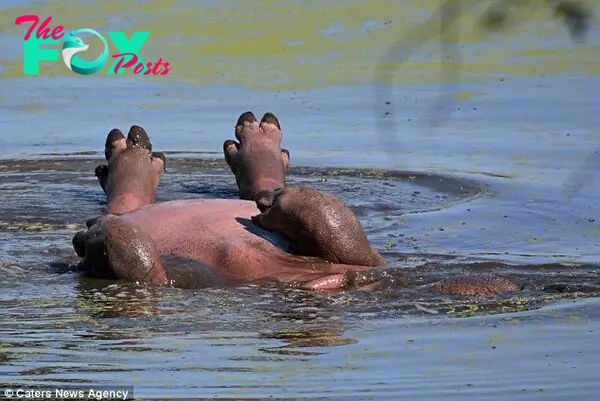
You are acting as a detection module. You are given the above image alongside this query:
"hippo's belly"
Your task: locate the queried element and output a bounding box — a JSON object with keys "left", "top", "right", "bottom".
{"left": 116, "top": 199, "right": 292, "bottom": 261}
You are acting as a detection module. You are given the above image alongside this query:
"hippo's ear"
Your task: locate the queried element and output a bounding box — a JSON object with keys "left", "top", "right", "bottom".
{"left": 281, "top": 148, "right": 290, "bottom": 169}
{"left": 223, "top": 140, "right": 239, "bottom": 169}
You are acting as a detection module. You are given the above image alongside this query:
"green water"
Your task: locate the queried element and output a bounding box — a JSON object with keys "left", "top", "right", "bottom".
{"left": 2, "top": 0, "right": 599, "bottom": 89}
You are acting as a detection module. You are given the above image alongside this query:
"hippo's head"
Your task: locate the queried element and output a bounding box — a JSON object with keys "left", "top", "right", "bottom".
{"left": 96, "top": 125, "right": 166, "bottom": 215}
{"left": 223, "top": 111, "right": 290, "bottom": 200}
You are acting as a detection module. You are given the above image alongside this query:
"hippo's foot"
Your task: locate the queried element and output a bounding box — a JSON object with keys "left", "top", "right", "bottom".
{"left": 428, "top": 274, "right": 522, "bottom": 296}
{"left": 72, "top": 216, "right": 167, "bottom": 285}
{"left": 223, "top": 111, "right": 290, "bottom": 201}
{"left": 93, "top": 126, "right": 166, "bottom": 214}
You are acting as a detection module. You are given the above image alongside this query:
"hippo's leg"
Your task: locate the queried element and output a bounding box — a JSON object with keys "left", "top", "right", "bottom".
{"left": 223, "top": 111, "right": 290, "bottom": 201}
{"left": 428, "top": 275, "right": 522, "bottom": 296}
{"left": 72, "top": 217, "right": 167, "bottom": 285}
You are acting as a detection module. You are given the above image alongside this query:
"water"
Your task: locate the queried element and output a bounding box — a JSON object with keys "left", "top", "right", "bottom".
{"left": 1, "top": 1, "right": 599, "bottom": 399}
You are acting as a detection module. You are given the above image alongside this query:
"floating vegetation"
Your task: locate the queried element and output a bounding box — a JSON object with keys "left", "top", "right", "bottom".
{"left": 0, "top": 223, "right": 82, "bottom": 232}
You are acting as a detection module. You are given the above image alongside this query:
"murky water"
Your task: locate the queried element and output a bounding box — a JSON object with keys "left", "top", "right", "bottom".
{"left": 1, "top": 1, "right": 600, "bottom": 400}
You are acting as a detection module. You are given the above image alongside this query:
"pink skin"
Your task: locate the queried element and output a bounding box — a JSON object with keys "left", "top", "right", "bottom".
{"left": 73, "top": 112, "right": 522, "bottom": 295}
{"left": 76, "top": 199, "right": 380, "bottom": 291}
{"left": 74, "top": 114, "right": 383, "bottom": 292}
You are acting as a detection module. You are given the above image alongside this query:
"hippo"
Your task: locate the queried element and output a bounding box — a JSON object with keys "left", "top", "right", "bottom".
{"left": 72, "top": 111, "right": 521, "bottom": 295}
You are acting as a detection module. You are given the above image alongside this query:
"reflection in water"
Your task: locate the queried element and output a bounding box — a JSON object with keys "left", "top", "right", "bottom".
{"left": 260, "top": 328, "right": 356, "bottom": 356}
{"left": 74, "top": 278, "right": 168, "bottom": 320}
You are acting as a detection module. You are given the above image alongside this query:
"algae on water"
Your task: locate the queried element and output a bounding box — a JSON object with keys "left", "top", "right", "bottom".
{"left": 1, "top": 0, "right": 598, "bottom": 90}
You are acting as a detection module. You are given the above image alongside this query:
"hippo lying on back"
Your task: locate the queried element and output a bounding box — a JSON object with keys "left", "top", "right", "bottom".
{"left": 73, "top": 111, "right": 521, "bottom": 295}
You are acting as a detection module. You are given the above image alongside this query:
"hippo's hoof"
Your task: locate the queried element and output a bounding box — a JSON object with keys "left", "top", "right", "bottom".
{"left": 94, "top": 164, "right": 108, "bottom": 178}
{"left": 94, "top": 165, "right": 109, "bottom": 193}
{"left": 126, "top": 125, "right": 152, "bottom": 151}
{"left": 260, "top": 112, "right": 281, "bottom": 129}
{"left": 237, "top": 111, "right": 258, "bottom": 126}
{"left": 85, "top": 216, "right": 101, "bottom": 229}
{"left": 151, "top": 152, "right": 166, "bottom": 171}
{"left": 72, "top": 231, "right": 87, "bottom": 258}
{"left": 105, "top": 129, "right": 125, "bottom": 161}
{"left": 254, "top": 188, "right": 284, "bottom": 213}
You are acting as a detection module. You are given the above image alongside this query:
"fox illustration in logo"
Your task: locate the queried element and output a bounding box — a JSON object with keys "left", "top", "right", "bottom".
{"left": 61, "top": 32, "right": 88, "bottom": 69}
{"left": 61, "top": 29, "right": 109, "bottom": 75}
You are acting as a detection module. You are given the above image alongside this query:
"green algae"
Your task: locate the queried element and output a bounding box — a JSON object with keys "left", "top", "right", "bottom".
{"left": 1, "top": 0, "right": 598, "bottom": 90}
{"left": 454, "top": 91, "right": 486, "bottom": 102}
{"left": 0, "top": 223, "right": 81, "bottom": 232}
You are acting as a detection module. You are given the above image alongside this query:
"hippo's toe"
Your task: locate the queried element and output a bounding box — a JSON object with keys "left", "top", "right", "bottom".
{"left": 237, "top": 111, "right": 258, "bottom": 126}
{"left": 72, "top": 231, "right": 87, "bottom": 258}
{"left": 105, "top": 129, "right": 126, "bottom": 161}
{"left": 254, "top": 188, "right": 284, "bottom": 213}
{"left": 151, "top": 152, "right": 167, "bottom": 171}
{"left": 260, "top": 112, "right": 281, "bottom": 129}
{"left": 126, "top": 125, "right": 152, "bottom": 151}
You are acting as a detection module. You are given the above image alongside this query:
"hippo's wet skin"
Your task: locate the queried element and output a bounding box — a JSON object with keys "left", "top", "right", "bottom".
{"left": 72, "top": 111, "right": 521, "bottom": 295}
{"left": 252, "top": 187, "right": 386, "bottom": 267}
{"left": 224, "top": 111, "right": 291, "bottom": 201}
{"left": 94, "top": 125, "right": 166, "bottom": 215}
